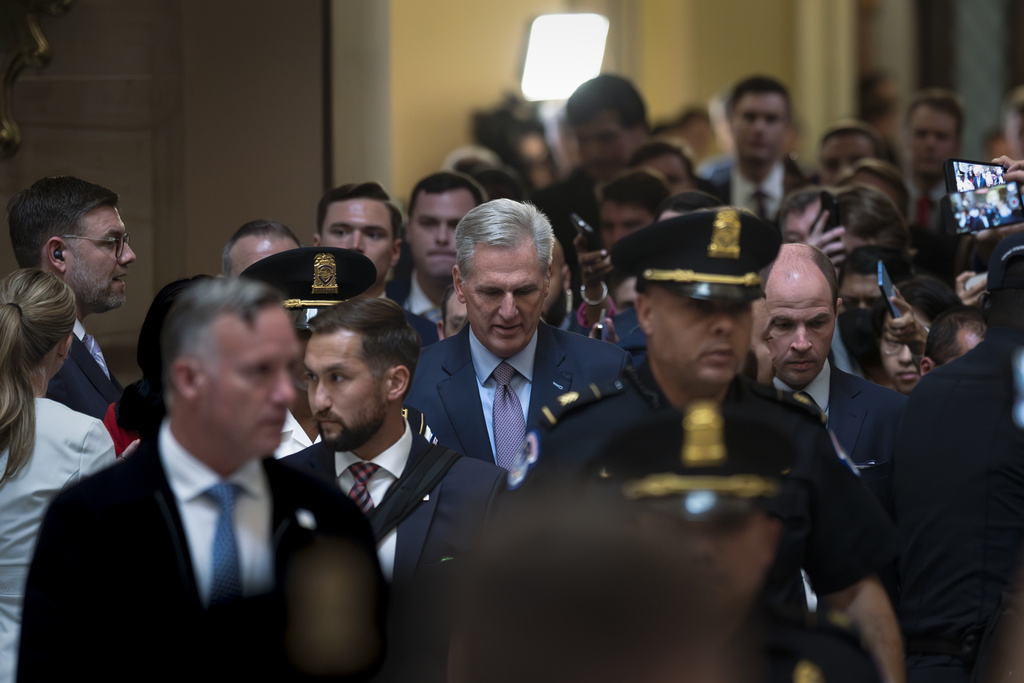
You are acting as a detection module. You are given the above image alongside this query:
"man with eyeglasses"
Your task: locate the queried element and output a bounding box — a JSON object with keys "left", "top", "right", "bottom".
{"left": 8, "top": 176, "right": 137, "bottom": 419}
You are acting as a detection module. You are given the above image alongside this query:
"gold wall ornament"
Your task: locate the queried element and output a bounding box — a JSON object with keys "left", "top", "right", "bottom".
{"left": 707, "top": 208, "right": 741, "bottom": 259}
{"left": 681, "top": 400, "right": 726, "bottom": 467}
{"left": 312, "top": 252, "right": 339, "bottom": 294}
{"left": 0, "top": 0, "right": 74, "bottom": 157}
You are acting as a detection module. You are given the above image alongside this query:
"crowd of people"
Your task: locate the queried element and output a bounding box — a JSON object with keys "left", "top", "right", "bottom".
{"left": 3, "top": 70, "right": 1024, "bottom": 683}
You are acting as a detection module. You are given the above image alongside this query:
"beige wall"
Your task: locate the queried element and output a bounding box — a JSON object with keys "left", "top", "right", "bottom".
{"left": 1, "top": 0, "right": 324, "bottom": 381}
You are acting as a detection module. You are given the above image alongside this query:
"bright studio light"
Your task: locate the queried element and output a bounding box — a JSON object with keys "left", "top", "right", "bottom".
{"left": 521, "top": 13, "right": 609, "bottom": 102}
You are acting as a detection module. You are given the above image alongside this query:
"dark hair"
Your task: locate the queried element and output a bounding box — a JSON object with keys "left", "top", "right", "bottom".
{"left": 778, "top": 186, "right": 825, "bottom": 227}
{"left": 566, "top": 74, "right": 647, "bottom": 130}
{"left": 8, "top": 176, "right": 119, "bottom": 268}
{"left": 308, "top": 296, "right": 421, "bottom": 395}
{"left": 896, "top": 275, "right": 961, "bottom": 323}
{"left": 835, "top": 158, "right": 910, "bottom": 218}
{"left": 117, "top": 276, "right": 211, "bottom": 439}
{"left": 924, "top": 305, "right": 985, "bottom": 366}
{"left": 836, "top": 185, "right": 910, "bottom": 251}
{"left": 818, "top": 119, "right": 884, "bottom": 157}
{"left": 839, "top": 246, "right": 915, "bottom": 285}
{"left": 407, "top": 172, "right": 486, "bottom": 223}
{"left": 651, "top": 106, "right": 709, "bottom": 136}
{"left": 905, "top": 88, "right": 965, "bottom": 138}
{"left": 629, "top": 139, "right": 696, "bottom": 183}
{"left": 221, "top": 220, "right": 301, "bottom": 275}
{"left": 316, "top": 181, "right": 403, "bottom": 241}
{"left": 657, "top": 191, "right": 722, "bottom": 217}
{"left": 726, "top": 75, "right": 791, "bottom": 119}
{"left": 600, "top": 170, "right": 670, "bottom": 219}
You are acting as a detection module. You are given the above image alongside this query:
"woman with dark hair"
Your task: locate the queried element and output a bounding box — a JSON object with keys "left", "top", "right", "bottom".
{"left": 0, "top": 269, "right": 115, "bottom": 681}
{"left": 872, "top": 275, "right": 962, "bottom": 395}
{"left": 103, "top": 276, "right": 210, "bottom": 454}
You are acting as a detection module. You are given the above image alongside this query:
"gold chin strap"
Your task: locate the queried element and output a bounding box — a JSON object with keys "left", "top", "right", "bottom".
{"left": 642, "top": 269, "right": 762, "bottom": 286}
{"left": 622, "top": 474, "right": 779, "bottom": 501}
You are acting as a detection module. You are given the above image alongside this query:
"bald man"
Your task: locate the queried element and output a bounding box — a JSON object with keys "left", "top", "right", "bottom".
{"left": 761, "top": 243, "right": 906, "bottom": 469}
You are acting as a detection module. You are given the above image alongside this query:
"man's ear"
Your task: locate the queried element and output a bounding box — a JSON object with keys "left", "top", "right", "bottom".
{"left": 43, "top": 237, "right": 68, "bottom": 274}
{"left": 312, "top": 232, "right": 322, "bottom": 246}
{"left": 170, "top": 357, "right": 205, "bottom": 401}
{"left": 635, "top": 292, "right": 653, "bottom": 334}
{"left": 383, "top": 365, "right": 410, "bottom": 402}
{"left": 919, "top": 356, "right": 936, "bottom": 376}
{"left": 453, "top": 265, "right": 467, "bottom": 304}
{"left": 390, "top": 237, "right": 402, "bottom": 268}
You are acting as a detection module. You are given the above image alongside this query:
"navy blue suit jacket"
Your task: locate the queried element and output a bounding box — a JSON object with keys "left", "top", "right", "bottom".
{"left": 18, "top": 440, "right": 384, "bottom": 682}
{"left": 284, "top": 433, "right": 505, "bottom": 590}
{"left": 405, "top": 322, "right": 631, "bottom": 463}
{"left": 46, "top": 335, "right": 122, "bottom": 420}
{"left": 827, "top": 363, "right": 906, "bottom": 468}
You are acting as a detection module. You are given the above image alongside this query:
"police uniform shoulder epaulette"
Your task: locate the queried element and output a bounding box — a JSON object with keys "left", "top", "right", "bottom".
{"left": 402, "top": 407, "right": 430, "bottom": 436}
{"left": 538, "top": 377, "right": 628, "bottom": 429}
{"left": 748, "top": 381, "right": 826, "bottom": 425}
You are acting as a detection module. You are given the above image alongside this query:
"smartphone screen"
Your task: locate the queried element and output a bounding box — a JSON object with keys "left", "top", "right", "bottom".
{"left": 945, "top": 159, "right": 1006, "bottom": 193}
{"left": 878, "top": 261, "right": 901, "bottom": 319}
{"left": 946, "top": 181, "right": 1024, "bottom": 235}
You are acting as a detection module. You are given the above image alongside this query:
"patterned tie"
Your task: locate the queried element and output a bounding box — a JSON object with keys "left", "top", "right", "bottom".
{"left": 206, "top": 482, "right": 242, "bottom": 606}
{"left": 348, "top": 462, "right": 379, "bottom": 514}
{"left": 82, "top": 333, "right": 110, "bottom": 380}
{"left": 492, "top": 361, "right": 525, "bottom": 471}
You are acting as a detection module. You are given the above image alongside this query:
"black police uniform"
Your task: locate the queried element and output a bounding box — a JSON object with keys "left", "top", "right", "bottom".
{"left": 518, "top": 361, "right": 900, "bottom": 608}
{"left": 760, "top": 605, "right": 883, "bottom": 683}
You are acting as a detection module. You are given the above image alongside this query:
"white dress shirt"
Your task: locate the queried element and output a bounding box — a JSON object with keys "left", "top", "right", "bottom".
{"left": 774, "top": 360, "right": 831, "bottom": 423}
{"left": 72, "top": 318, "right": 86, "bottom": 341}
{"left": 731, "top": 160, "right": 785, "bottom": 219}
{"left": 467, "top": 327, "right": 537, "bottom": 462}
{"left": 159, "top": 421, "right": 274, "bottom": 606}
{"left": 273, "top": 409, "right": 320, "bottom": 459}
{"left": 405, "top": 271, "right": 441, "bottom": 323}
{"left": 334, "top": 420, "right": 414, "bottom": 581}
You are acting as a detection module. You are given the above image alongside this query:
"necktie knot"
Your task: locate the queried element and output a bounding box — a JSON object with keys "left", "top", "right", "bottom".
{"left": 493, "top": 361, "right": 516, "bottom": 386}
{"left": 206, "top": 481, "right": 239, "bottom": 512}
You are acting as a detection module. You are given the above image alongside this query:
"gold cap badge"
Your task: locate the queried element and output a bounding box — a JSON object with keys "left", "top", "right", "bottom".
{"left": 682, "top": 400, "right": 726, "bottom": 467}
{"left": 312, "top": 253, "right": 339, "bottom": 294}
{"left": 707, "top": 208, "right": 741, "bottom": 259}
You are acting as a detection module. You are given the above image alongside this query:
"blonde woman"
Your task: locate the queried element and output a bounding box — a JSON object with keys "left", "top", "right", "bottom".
{"left": 0, "top": 269, "right": 115, "bottom": 683}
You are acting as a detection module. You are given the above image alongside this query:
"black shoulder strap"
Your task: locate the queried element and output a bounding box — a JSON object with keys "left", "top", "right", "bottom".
{"left": 369, "top": 444, "right": 461, "bottom": 543}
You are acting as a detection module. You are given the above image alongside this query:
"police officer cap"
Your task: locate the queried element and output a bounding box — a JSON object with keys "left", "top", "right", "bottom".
{"left": 240, "top": 246, "right": 377, "bottom": 330}
{"left": 611, "top": 207, "right": 780, "bottom": 302}
{"left": 588, "top": 400, "right": 795, "bottom": 522}
{"left": 987, "top": 232, "right": 1024, "bottom": 291}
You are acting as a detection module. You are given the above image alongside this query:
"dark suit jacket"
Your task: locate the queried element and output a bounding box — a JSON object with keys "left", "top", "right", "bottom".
{"left": 18, "top": 440, "right": 385, "bottom": 683}
{"left": 284, "top": 432, "right": 505, "bottom": 590}
{"left": 46, "top": 335, "right": 123, "bottom": 420}
{"left": 285, "top": 433, "right": 505, "bottom": 683}
{"left": 405, "top": 323, "right": 631, "bottom": 463}
{"left": 827, "top": 363, "right": 906, "bottom": 468}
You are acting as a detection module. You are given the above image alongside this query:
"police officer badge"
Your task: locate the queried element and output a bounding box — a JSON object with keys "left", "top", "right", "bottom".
{"left": 507, "top": 430, "right": 540, "bottom": 490}
{"left": 311, "top": 252, "right": 339, "bottom": 294}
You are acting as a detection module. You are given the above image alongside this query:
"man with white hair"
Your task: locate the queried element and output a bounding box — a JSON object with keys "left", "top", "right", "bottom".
{"left": 405, "top": 199, "right": 630, "bottom": 468}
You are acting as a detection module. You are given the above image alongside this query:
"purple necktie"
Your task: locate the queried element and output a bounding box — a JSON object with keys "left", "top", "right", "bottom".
{"left": 492, "top": 361, "right": 525, "bottom": 471}
{"left": 348, "top": 462, "right": 379, "bottom": 514}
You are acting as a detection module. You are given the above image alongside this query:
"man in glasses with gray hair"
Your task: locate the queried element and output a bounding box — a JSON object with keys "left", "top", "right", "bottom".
{"left": 7, "top": 175, "right": 137, "bottom": 419}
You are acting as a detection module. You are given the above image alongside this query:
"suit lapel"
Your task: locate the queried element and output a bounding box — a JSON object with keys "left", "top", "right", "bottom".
{"left": 436, "top": 329, "right": 490, "bottom": 460}
{"left": 129, "top": 443, "right": 201, "bottom": 607}
{"left": 828, "top": 366, "right": 866, "bottom": 457}
{"left": 69, "top": 335, "right": 121, "bottom": 401}
{"left": 391, "top": 435, "right": 437, "bottom": 588}
{"left": 527, "top": 324, "right": 572, "bottom": 428}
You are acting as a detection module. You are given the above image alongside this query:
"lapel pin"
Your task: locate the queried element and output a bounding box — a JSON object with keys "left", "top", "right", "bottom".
{"left": 296, "top": 508, "right": 317, "bottom": 530}
{"left": 552, "top": 381, "right": 564, "bottom": 390}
